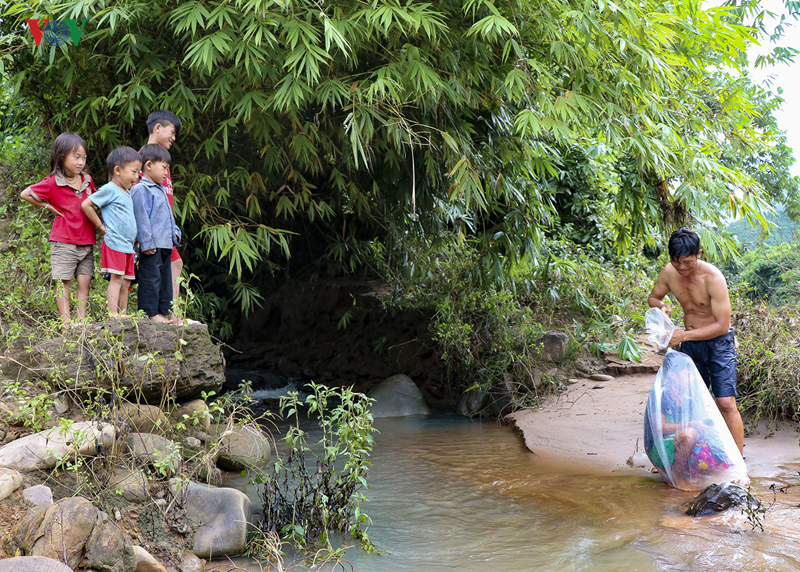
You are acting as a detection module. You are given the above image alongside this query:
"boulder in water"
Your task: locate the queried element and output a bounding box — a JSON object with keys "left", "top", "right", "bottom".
{"left": 682, "top": 482, "right": 749, "bottom": 516}
{"left": 367, "top": 374, "right": 431, "bottom": 417}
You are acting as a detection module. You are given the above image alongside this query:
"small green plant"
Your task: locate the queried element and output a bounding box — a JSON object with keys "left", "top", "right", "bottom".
{"left": 254, "top": 383, "right": 378, "bottom": 556}
{"left": 1, "top": 379, "right": 55, "bottom": 431}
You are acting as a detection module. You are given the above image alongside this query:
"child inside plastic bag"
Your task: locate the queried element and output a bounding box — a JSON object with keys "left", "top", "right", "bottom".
{"left": 644, "top": 350, "right": 748, "bottom": 490}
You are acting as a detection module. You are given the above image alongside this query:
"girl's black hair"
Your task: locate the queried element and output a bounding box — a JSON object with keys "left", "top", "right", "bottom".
{"left": 49, "top": 132, "right": 88, "bottom": 175}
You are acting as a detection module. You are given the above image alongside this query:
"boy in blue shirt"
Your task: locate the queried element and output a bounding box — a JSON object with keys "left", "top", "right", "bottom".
{"left": 81, "top": 146, "right": 141, "bottom": 316}
{"left": 131, "top": 144, "right": 181, "bottom": 323}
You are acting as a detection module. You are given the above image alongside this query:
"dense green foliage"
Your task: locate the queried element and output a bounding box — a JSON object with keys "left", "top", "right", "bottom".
{"left": 734, "top": 300, "right": 800, "bottom": 423}
{"left": 1, "top": 0, "right": 798, "bottom": 327}
{"left": 733, "top": 241, "right": 800, "bottom": 303}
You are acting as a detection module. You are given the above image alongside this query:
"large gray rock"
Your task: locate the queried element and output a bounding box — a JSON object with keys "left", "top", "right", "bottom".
{"left": 8, "top": 496, "right": 135, "bottom": 572}
{"left": 0, "top": 467, "right": 22, "bottom": 500}
{"left": 0, "top": 556, "right": 73, "bottom": 572}
{"left": 367, "top": 374, "right": 431, "bottom": 418}
{"left": 209, "top": 423, "right": 271, "bottom": 471}
{"left": 126, "top": 433, "right": 181, "bottom": 477}
{"left": 171, "top": 480, "right": 252, "bottom": 559}
{"left": 31, "top": 319, "right": 224, "bottom": 402}
{"left": 532, "top": 332, "right": 569, "bottom": 362}
{"left": 0, "top": 421, "right": 116, "bottom": 472}
{"left": 22, "top": 484, "right": 53, "bottom": 507}
{"left": 116, "top": 402, "right": 168, "bottom": 434}
{"left": 110, "top": 468, "right": 150, "bottom": 502}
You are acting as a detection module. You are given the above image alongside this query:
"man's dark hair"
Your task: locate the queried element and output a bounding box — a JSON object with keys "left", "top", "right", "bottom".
{"left": 668, "top": 228, "right": 701, "bottom": 260}
{"left": 146, "top": 109, "right": 181, "bottom": 134}
{"left": 106, "top": 146, "right": 142, "bottom": 176}
{"left": 139, "top": 143, "right": 172, "bottom": 166}
{"left": 49, "top": 132, "right": 88, "bottom": 175}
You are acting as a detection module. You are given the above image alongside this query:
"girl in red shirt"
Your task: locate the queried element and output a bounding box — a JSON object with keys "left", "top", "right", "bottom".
{"left": 21, "top": 133, "right": 97, "bottom": 327}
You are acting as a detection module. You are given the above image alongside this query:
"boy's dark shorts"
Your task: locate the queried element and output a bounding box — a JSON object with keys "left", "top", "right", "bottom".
{"left": 680, "top": 329, "right": 737, "bottom": 398}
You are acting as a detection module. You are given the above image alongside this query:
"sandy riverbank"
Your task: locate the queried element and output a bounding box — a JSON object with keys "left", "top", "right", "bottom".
{"left": 507, "top": 371, "right": 800, "bottom": 483}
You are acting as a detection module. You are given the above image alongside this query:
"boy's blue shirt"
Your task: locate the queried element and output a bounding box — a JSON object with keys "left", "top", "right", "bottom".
{"left": 131, "top": 177, "right": 181, "bottom": 251}
{"left": 89, "top": 182, "right": 137, "bottom": 253}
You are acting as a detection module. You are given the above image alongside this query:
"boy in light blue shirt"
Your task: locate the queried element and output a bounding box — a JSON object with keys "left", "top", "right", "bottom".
{"left": 131, "top": 144, "right": 181, "bottom": 323}
{"left": 81, "top": 146, "right": 142, "bottom": 316}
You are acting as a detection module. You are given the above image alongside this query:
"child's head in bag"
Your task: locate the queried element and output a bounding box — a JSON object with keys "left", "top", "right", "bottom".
{"left": 49, "top": 132, "right": 88, "bottom": 178}
{"left": 139, "top": 144, "right": 171, "bottom": 184}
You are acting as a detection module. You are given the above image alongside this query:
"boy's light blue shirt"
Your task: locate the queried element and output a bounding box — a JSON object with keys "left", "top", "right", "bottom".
{"left": 131, "top": 177, "right": 181, "bottom": 251}
{"left": 89, "top": 182, "right": 137, "bottom": 253}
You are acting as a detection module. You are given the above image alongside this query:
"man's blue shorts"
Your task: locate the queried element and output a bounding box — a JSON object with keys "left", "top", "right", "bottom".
{"left": 680, "top": 329, "right": 737, "bottom": 398}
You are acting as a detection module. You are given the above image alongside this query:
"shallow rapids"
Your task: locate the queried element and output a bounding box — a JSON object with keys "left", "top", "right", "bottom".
{"left": 212, "top": 414, "right": 800, "bottom": 572}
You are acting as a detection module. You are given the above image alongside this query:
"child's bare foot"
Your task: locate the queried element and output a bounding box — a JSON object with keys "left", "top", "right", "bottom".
{"left": 169, "top": 315, "right": 183, "bottom": 326}
{"left": 149, "top": 314, "right": 171, "bottom": 324}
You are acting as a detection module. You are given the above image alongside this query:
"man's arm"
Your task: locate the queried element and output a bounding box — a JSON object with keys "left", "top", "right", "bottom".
{"left": 648, "top": 266, "right": 673, "bottom": 316}
{"left": 669, "top": 274, "right": 731, "bottom": 345}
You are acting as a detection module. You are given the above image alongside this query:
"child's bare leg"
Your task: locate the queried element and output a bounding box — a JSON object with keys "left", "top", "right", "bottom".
{"left": 170, "top": 257, "right": 183, "bottom": 324}
{"left": 672, "top": 428, "right": 699, "bottom": 490}
{"left": 107, "top": 274, "right": 124, "bottom": 314}
{"left": 75, "top": 274, "right": 92, "bottom": 319}
{"left": 171, "top": 256, "right": 183, "bottom": 305}
{"left": 118, "top": 278, "right": 131, "bottom": 317}
{"left": 56, "top": 279, "right": 73, "bottom": 324}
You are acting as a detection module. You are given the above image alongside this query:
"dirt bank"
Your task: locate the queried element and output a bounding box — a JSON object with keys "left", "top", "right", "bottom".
{"left": 507, "top": 371, "right": 800, "bottom": 482}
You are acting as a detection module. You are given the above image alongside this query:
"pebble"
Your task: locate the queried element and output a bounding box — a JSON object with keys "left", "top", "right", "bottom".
{"left": 589, "top": 374, "right": 614, "bottom": 381}
{"left": 567, "top": 378, "right": 581, "bottom": 385}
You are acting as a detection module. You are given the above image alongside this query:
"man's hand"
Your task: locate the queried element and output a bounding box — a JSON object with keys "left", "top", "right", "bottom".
{"left": 668, "top": 329, "right": 686, "bottom": 347}
{"left": 661, "top": 303, "right": 672, "bottom": 317}
{"left": 98, "top": 224, "right": 107, "bottom": 235}
{"left": 143, "top": 249, "right": 156, "bottom": 255}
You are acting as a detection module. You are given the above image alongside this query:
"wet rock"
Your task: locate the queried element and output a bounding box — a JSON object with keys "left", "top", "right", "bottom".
{"left": 8, "top": 496, "right": 135, "bottom": 572}
{"left": 172, "top": 399, "right": 211, "bottom": 433}
{"left": 589, "top": 374, "right": 614, "bottom": 381}
{"left": 0, "top": 467, "right": 22, "bottom": 500}
{"left": 456, "top": 389, "right": 488, "bottom": 417}
{"left": 683, "top": 482, "right": 749, "bottom": 516}
{"left": 0, "top": 556, "right": 73, "bottom": 571}
{"left": 210, "top": 423, "right": 271, "bottom": 471}
{"left": 22, "top": 484, "right": 53, "bottom": 507}
{"left": 32, "top": 319, "right": 224, "bottom": 402}
{"left": 0, "top": 421, "right": 116, "bottom": 472}
{"left": 487, "top": 389, "right": 514, "bottom": 418}
{"left": 170, "top": 480, "right": 252, "bottom": 559}
{"left": 117, "top": 403, "right": 168, "bottom": 434}
{"left": 133, "top": 545, "right": 169, "bottom": 572}
{"left": 367, "top": 374, "right": 431, "bottom": 418}
{"left": 532, "top": 332, "right": 569, "bottom": 362}
{"left": 126, "top": 433, "right": 181, "bottom": 477}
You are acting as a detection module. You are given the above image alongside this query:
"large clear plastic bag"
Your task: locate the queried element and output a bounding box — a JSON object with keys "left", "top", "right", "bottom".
{"left": 644, "top": 350, "right": 748, "bottom": 490}
{"left": 645, "top": 307, "right": 675, "bottom": 349}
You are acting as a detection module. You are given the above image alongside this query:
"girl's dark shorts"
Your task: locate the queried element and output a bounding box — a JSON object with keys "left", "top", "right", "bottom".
{"left": 680, "top": 329, "right": 737, "bottom": 398}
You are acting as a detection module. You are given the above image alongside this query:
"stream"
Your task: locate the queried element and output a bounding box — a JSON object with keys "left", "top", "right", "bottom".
{"left": 211, "top": 411, "right": 800, "bottom": 572}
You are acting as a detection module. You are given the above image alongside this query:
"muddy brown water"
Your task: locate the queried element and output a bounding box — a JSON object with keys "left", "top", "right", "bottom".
{"left": 212, "top": 414, "right": 800, "bottom": 572}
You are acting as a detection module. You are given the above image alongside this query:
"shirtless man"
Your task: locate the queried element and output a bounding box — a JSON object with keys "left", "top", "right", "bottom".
{"left": 647, "top": 228, "right": 744, "bottom": 455}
